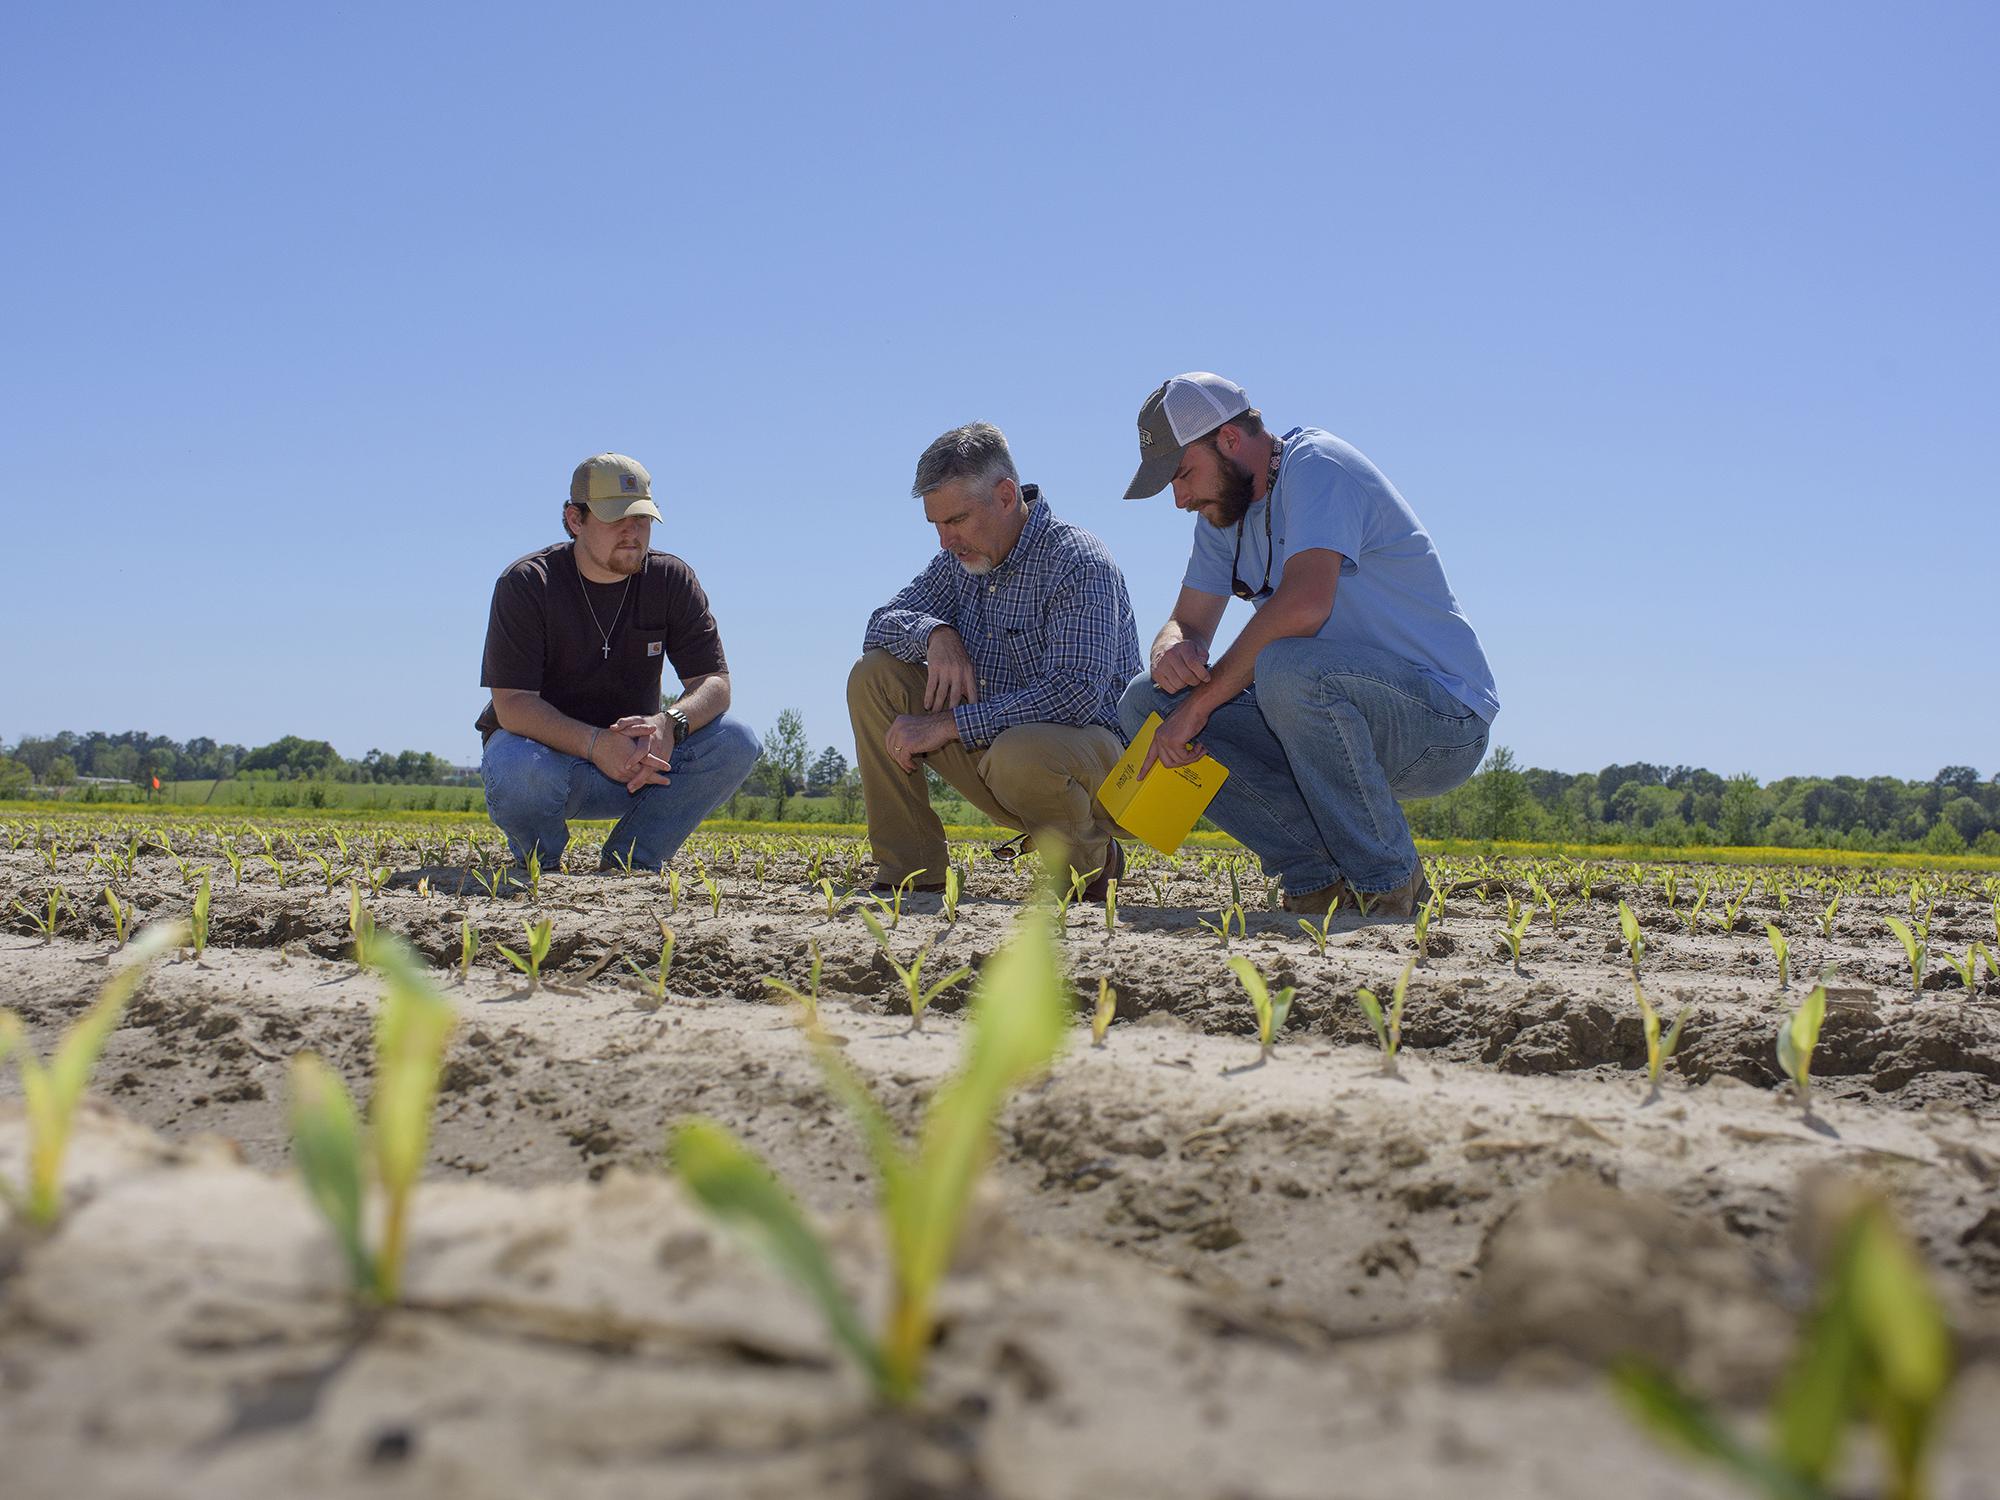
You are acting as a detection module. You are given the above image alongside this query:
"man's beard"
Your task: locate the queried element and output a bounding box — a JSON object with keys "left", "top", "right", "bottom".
{"left": 1203, "top": 452, "right": 1257, "bottom": 528}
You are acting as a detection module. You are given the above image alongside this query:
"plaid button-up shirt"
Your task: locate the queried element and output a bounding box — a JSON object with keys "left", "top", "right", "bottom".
{"left": 863, "top": 494, "right": 1143, "bottom": 747}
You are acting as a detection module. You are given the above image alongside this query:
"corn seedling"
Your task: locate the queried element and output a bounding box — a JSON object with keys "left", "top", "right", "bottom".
{"left": 1198, "top": 902, "right": 1246, "bottom": 951}
{"left": 102, "top": 887, "right": 129, "bottom": 950}
{"left": 1613, "top": 1194, "right": 1951, "bottom": 1500}
{"left": 1776, "top": 970, "right": 1831, "bottom": 1115}
{"left": 220, "top": 843, "right": 244, "bottom": 887}
{"left": 457, "top": 919, "right": 477, "bottom": 982}
{"left": 1819, "top": 895, "right": 1840, "bottom": 940}
{"left": 287, "top": 936, "right": 456, "bottom": 1304}
{"left": 1092, "top": 977, "right": 1116, "bottom": 1047}
{"left": 1633, "top": 976, "right": 1689, "bottom": 1105}
{"left": 701, "top": 866, "right": 723, "bottom": 919}
{"left": 1228, "top": 956, "right": 1296, "bottom": 1063}
{"left": 189, "top": 874, "right": 212, "bottom": 960}
{"left": 761, "top": 939, "right": 823, "bottom": 1025}
{"left": 1102, "top": 878, "right": 1117, "bottom": 941}
{"left": 1412, "top": 891, "right": 1440, "bottom": 964}
{"left": 868, "top": 924, "right": 969, "bottom": 1033}
{"left": 941, "top": 865, "right": 963, "bottom": 925}
{"left": 14, "top": 887, "right": 64, "bottom": 945}
{"left": 628, "top": 924, "right": 677, "bottom": 1009}
{"left": 496, "top": 917, "right": 554, "bottom": 992}
{"left": 1717, "top": 877, "right": 1753, "bottom": 934}
{"left": 669, "top": 902, "right": 1068, "bottom": 1406}
{"left": 1502, "top": 896, "right": 1535, "bottom": 973}
{"left": 666, "top": 867, "right": 682, "bottom": 914}
{"left": 815, "top": 877, "right": 846, "bottom": 919}
{"left": 1766, "top": 923, "right": 1792, "bottom": 990}
{"left": 1297, "top": 906, "right": 1335, "bottom": 957}
{"left": 1883, "top": 917, "right": 1927, "bottom": 1002}
{"left": 346, "top": 883, "right": 375, "bottom": 967}
{"left": 1355, "top": 959, "right": 1414, "bottom": 1078}
{"left": 0, "top": 922, "right": 183, "bottom": 1227}
{"left": 1617, "top": 899, "right": 1646, "bottom": 977}
{"left": 1681, "top": 887, "right": 1708, "bottom": 936}
{"left": 524, "top": 848, "right": 543, "bottom": 900}
{"left": 876, "top": 869, "right": 926, "bottom": 928}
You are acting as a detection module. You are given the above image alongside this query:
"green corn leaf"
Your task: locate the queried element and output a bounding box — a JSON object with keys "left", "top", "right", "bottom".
{"left": 288, "top": 1053, "right": 372, "bottom": 1290}
{"left": 1355, "top": 987, "right": 1389, "bottom": 1052}
{"left": 669, "top": 1118, "right": 886, "bottom": 1393}
{"left": 1612, "top": 1362, "right": 1822, "bottom": 1500}
{"left": 367, "top": 939, "right": 457, "bottom": 1204}
{"left": 1228, "top": 956, "right": 1273, "bottom": 1046}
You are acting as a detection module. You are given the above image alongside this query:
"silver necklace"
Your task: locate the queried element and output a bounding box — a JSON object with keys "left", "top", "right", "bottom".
{"left": 577, "top": 564, "right": 634, "bottom": 660}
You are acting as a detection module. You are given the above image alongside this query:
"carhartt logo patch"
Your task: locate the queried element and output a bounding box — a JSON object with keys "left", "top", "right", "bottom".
{"left": 621, "top": 474, "right": 639, "bottom": 492}
{"left": 646, "top": 640, "right": 663, "bottom": 656}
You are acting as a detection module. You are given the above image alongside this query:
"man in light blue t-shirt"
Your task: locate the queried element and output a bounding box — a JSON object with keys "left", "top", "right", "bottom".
{"left": 1118, "top": 372, "right": 1499, "bottom": 917}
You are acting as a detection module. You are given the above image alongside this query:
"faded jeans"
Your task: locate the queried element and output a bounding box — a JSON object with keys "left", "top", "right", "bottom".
{"left": 1118, "top": 639, "right": 1490, "bottom": 896}
{"left": 480, "top": 717, "right": 761, "bottom": 871}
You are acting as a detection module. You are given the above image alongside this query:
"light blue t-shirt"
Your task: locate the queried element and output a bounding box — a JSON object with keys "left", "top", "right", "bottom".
{"left": 1184, "top": 427, "right": 1500, "bottom": 723}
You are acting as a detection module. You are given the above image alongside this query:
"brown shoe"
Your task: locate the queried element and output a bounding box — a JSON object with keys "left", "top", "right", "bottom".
{"left": 1282, "top": 880, "right": 1352, "bottom": 915}
{"left": 1081, "top": 838, "right": 1125, "bottom": 903}
{"left": 1357, "top": 867, "right": 1432, "bottom": 921}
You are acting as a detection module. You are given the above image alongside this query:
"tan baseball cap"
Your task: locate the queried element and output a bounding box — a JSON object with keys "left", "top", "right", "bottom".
{"left": 569, "top": 453, "right": 664, "bottom": 522}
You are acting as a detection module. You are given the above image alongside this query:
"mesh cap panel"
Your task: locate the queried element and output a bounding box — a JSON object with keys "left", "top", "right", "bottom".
{"left": 1162, "top": 374, "right": 1249, "bottom": 445}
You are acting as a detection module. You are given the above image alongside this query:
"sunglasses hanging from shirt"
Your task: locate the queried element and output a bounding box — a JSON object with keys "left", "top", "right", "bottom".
{"left": 1230, "top": 437, "right": 1287, "bottom": 602}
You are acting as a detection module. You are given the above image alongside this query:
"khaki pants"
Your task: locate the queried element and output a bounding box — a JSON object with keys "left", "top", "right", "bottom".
{"left": 846, "top": 649, "right": 1125, "bottom": 884}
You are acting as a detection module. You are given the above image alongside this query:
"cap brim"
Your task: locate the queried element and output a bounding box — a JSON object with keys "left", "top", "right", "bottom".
{"left": 1124, "top": 444, "right": 1182, "bottom": 500}
{"left": 587, "top": 497, "right": 663, "bottom": 522}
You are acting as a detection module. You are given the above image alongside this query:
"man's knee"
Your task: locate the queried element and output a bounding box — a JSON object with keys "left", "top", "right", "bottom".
{"left": 481, "top": 732, "right": 568, "bottom": 821}
{"left": 700, "top": 714, "right": 761, "bottom": 776}
{"left": 847, "top": 649, "right": 915, "bottom": 712}
{"left": 982, "top": 725, "right": 1113, "bottom": 808}
{"left": 1117, "top": 671, "right": 1166, "bottom": 736}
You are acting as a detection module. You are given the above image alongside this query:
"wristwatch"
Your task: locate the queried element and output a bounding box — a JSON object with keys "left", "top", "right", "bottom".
{"left": 665, "top": 706, "right": 691, "bottom": 745}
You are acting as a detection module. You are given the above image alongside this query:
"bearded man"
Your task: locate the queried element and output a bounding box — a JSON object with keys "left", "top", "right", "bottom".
{"left": 1118, "top": 374, "right": 1499, "bottom": 918}
{"left": 476, "top": 453, "right": 759, "bottom": 871}
{"left": 849, "top": 422, "right": 1142, "bottom": 894}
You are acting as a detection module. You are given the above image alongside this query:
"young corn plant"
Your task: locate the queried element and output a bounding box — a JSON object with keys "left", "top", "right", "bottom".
{"left": 189, "top": 874, "right": 213, "bottom": 961}
{"left": 941, "top": 866, "right": 963, "bottom": 925}
{"left": 524, "top": 848, "right": 543, "bottom": 901}
{"left": 1056, "top": 863, "right": 1101, "bottom": 923}
{"left": 861, "top": 908, "right": 969, "bottom": 1032}
{"left": 1617, "top": 899, "right": 1646, "bottom": 978}
{"left": 1355, "top": 958, "right": 1415, "bottom": 1078}
{"left": 14, "top": 887, "right": 64, "bottom": 945}
{"left": 627, "top": 923, "right": 678, "bottom": 1009}
{"left": 815, "top": 877, "right": 847, "bottom": 920}
{"left": 0, "top": 921, "right": 183, "bottom": 1227}
{"left": 1199, "top": 902, "right": 1246, "bottom": 951}
{"left": 1633, "top": 976, "right": 1689, "bottom": 1105}
{"left": 1501, "top": 896, "right": 1535, "bottom": 974}
{"left": 1940, "top": 947, "right": 1977, "bottom": 993}
{"left": 288, "top": 936, "right": 457, "bottom": 1305}
{"left": 1716, "top": 876, "right": 1754, "bottom": 934}
{"left": 760, "top": 938, "right": 823, "bottom": 1025}
{"left": 1613, "top": 1194, "right": 1952, "bottom": 1500}
{"left": 1776, "top": 970, "right": 1832, "bottom": 1116}
{"left": 1819, "top": 895, "right": 1841, "bottom": 940}
{"left": 1883, "top": 917, "right": 1927, "bottom": 1002}
{"left": 102, "top": 887, "right": 129, "bottom": 950}
{"left": 496, "top": 917, "right": 554, "bottom": 993}
{"left": 1296, "top": 906, "right": 1335, "bottom": 958}
{"left": 1227, "top": 957, "right": 1296, "bottom": 1063}
{"left": 872, "top": 869, "right": 927, "bottom": 929}
{"left": 1412, "top": 890, "right": 1441, "bottom": 965}
{"left": 1101, "top": 878, "right": 1117, "bottom": 942}
{"left": 457, "top": 919, "right": 477, "bottom": 983}
{"left": 1092, "top": 977, "right": 1116, "bottom": 1047}
{"left": 347, "top": 882, "right": 376, "bottom": 967}
{"left": 669, "top": 903, "right": 1068, "bottom": 1407}
{"left": 1766, "top": 923, "right": 1792, "bottom": 990}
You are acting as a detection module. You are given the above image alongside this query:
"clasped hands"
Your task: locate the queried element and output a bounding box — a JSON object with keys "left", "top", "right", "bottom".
{"left": 593, "top": 713, "right": 674, "bottom": 793}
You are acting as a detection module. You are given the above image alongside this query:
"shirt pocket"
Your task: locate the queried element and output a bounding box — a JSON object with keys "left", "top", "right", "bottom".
{"left": 1004, "top": 626, "right": 1049, "bottom": 680}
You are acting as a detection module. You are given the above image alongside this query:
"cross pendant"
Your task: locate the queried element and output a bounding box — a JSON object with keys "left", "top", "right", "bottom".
{"left": 602, "top": 643, "right": 611, "bottom": 659}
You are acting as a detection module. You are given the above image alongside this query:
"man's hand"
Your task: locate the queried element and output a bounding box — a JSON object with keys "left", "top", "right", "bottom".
{"left": 1151, "top": 640, "right": 1212, "bottom": 693}
{"left": 885, "top": 710, "right": 960, "bottom": 773}
{"left": 923, "top": 627, "right": 978, "bottom": 711}
{"left": 603, "top": 714, "right": 672, "bottom": 793}
{"left": 1140, "top": 697, "right": 1211, "bottom": 779}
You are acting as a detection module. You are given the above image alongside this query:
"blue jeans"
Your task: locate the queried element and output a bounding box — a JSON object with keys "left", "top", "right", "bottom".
{"left": 1118, "top": 640, "right": 1489, "bottom": 895}
{"left": 480, "top": 717, "right": 761, "bottom": 871}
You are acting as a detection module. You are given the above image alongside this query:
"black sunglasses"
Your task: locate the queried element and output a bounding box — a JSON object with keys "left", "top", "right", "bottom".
{"left": 1231, "top": 496, "right": 1273, "bottom": 601}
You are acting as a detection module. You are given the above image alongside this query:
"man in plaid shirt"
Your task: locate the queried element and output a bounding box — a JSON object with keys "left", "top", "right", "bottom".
{"left": 849, "top": 422, "right": 1143, "bottom": 894}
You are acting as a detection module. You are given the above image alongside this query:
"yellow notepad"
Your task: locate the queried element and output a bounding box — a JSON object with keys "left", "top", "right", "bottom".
{"left": 1097, "top": 712, "right": 1230, "bottom": 855}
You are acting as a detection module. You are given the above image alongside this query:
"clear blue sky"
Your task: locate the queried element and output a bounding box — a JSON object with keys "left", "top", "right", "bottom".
{"left": 3, "top": 2, "right": 1994, "bottom": 783}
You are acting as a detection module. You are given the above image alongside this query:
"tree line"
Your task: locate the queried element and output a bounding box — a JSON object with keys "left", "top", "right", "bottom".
{"left": 0, "top": 730, "right": 461, "bottom": 795}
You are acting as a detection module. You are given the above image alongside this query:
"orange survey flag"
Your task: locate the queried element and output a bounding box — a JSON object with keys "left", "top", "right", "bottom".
{"left": 151, "top": 775, "right": 160, "bottom": 790}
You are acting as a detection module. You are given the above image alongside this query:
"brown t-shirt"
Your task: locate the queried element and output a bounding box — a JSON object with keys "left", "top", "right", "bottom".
{"left": 475, "top": 543, "right": 728, "bottom": 743}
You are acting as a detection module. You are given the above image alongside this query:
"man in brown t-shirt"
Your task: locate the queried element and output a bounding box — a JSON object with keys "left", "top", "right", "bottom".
{"left": 476, "top": 453, "right": 760, "bottom": 871}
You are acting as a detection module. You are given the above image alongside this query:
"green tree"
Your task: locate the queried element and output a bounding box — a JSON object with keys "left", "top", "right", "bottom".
{"left": 0, "top": 757, "right": 30, "bottom": 798}
{"left": 763, "top": 708, "right": 811, "bottom": 821}
{"left": 1720, "top": 771, "right": 1761, "bottom": 845}
{"left": 1473, "top": 745, "right": 1526, "bottom": 841}
{"left": 46, "top": 754, "right": 77, "bottom": 790}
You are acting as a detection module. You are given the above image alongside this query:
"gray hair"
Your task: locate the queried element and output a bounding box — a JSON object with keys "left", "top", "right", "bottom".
{"left": 911, "top": 422, "right": 1019, "bottom": 500}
